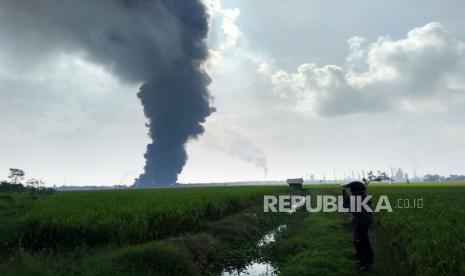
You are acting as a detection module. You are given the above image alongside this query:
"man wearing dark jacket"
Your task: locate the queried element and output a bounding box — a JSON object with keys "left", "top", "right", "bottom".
{"left": 342, "top": 181, "right": 374, "bottom": 271}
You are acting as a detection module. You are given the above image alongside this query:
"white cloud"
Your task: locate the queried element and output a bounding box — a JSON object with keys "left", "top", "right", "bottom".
{"left": 206, "top": 0, "right": 242, "bottom": 49}
{"left": 185, "top": 17, "right": 465, "bottom": 182}
{"left": 205, "top": 0, "right": 246, "bottom": 72}
{"left": 204, "top": 49, "right": 224, "bottom": 74}
{"left": 257, "top": 62, "right": 271, "bottom": 75}
{"left": 219, "top": 8, "right": 242, "bottom": 49}
{"left": 269, "top": 22, "right": 465, "bottom": 117}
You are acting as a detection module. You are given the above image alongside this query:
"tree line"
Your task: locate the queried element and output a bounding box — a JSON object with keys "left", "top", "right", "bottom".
{"left": 0, "top": 168, "right": 54, "bottom": 194}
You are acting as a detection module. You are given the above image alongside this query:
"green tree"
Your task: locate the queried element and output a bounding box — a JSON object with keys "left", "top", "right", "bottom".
{"left": 8, "top": 168, "right": 25, "bottom": 184}
{"left": 26, "top": 178, "right": 41, "bottom": 189}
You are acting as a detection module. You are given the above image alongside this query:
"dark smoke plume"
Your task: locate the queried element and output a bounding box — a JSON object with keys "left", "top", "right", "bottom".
{"left": 0, "top": 0, "right": 214, "bottom": 187}
{"left": 134, "top": 1, "right": 214, "bottom": 187}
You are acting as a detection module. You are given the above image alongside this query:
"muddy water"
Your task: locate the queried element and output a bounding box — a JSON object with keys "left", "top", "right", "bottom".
{"left": 221, "top": 197, "right": 305, "bottom": 275}
{"left": 258, "top": 224, "right": 287, "bottom": 246}
{"left": 221, "top": 224, "right": 287, "bottom": 276}
{"left": 221, "top": 262, "right": 276, "bottom": 276}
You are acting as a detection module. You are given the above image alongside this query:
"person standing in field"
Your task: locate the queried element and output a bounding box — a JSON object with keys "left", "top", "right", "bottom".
{"left": 342, "top": 181, "right": 374, "bottom": 271}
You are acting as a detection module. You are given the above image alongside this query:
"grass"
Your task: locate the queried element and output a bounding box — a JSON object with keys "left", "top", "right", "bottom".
{"left": 264, "top": 189, "right": 354, "bottom": 275}
{"left": 368, "top": 183, "right": 465, "bottom": 276}
{"left": 14, "top": 186, "right": 287, "bottom": 249}
{"left": 0, "top": 193, "right": 38, "bottom": 255}
{"left": 79, "top": 240, "right": 198, "bottom": 275}
{"left": 281, "top": 182, "right": 465, "bottom": 275}
{"left": 0, "top": 186, "right": 290, "bottom": 274}
{"left": 1, "top": 182, "right": 465, "bottom": 275}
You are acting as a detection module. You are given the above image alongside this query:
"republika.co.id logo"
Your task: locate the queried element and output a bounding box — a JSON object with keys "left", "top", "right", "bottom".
{"left": 263, "top": 195, "right": 423, "bottom": 213}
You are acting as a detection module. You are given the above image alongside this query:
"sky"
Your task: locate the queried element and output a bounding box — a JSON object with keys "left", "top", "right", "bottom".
{"left": 1, "top": 0, "right": 464, "bottom": 185}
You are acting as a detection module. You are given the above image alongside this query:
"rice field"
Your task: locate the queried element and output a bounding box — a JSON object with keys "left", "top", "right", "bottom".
{"left": 10, "top": 186, "right": 287, "bottom": 249}
{"left": 1, "top": 182, "right": 464, "bottom": 275}
{"left": 367, "top": 183, "right": 465, "bottom": 275}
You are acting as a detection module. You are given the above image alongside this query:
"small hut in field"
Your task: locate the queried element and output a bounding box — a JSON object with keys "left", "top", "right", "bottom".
{"left": 287, "top": 178, "right": 304, "bottom": 194}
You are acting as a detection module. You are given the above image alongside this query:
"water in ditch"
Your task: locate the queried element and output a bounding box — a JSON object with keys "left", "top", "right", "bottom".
{"left": 221, "top": 197, "right": 305, "bottom": 275}
{"left": 221, "top": 224, "right": 287, "bottom": 276}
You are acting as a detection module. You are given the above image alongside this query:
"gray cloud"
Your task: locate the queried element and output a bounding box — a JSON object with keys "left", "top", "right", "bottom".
{"left": 2, "top": 0, "right": 465, "bottom": 185}
{"left": 269, "top": 23, "right": 465, "bottom": 116}
{"left": 0, "top": 0, "right": 214, "bottom": 186}
{"left": 0, "top": 0, "right": 183, "bottom": 82}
